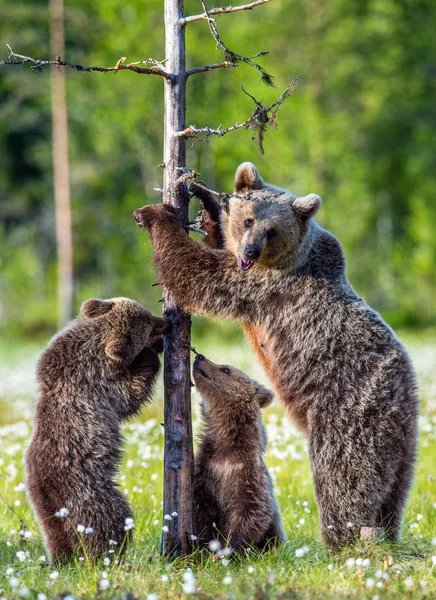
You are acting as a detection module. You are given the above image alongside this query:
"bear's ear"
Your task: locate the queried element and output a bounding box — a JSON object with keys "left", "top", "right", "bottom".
{"left": 81, "top": 298, "right": 114, "bottom": 319}
{"left": 258, "top": 385, "right": 274, "bottom": 409}
{"left": 292, "top": 193, "right": 322, "bottom": 219}
{"left": 105, "top": 337, "right": 129, "bottom": 362}
{"left": 234, "top": 162, "right": 264, "bottom": 194}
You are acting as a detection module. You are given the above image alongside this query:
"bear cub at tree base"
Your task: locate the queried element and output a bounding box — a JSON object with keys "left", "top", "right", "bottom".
{"left": 26, "top": 297, "right": 169, "bottom": 562}
{"left": 193, "top": 353, "right": 285, "bottom": 550}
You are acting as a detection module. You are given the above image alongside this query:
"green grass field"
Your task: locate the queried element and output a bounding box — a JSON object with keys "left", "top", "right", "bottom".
{"left": 0, "top": 332, "right": 435, "bottom": 599}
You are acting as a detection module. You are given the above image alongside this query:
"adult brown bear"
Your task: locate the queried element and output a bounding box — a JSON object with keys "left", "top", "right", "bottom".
{"left": 134, "top": 163, "right": 418, "bottom": 549}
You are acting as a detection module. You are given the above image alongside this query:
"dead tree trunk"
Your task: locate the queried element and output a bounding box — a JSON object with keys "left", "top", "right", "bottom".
{"left": 160, "top": 0, "right": 194, "bottom": 557}
{"left": 49, "top": 0, "right": 73, "bottom": 327}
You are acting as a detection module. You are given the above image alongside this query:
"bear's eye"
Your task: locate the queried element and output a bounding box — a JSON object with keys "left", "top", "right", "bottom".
{"left": 267, "top": 228, "right": 277, "bottom": 239}
{"left": 221, "top": 367, "right": 230, "bottom": 374}
{"left": 244, "top": 218, "right": 254, "bottom": 228}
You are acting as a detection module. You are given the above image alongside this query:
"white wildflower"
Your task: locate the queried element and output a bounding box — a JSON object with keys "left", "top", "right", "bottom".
{"left": 147, "top": 595, "right": 158, "bottom": 600}
{"left": 223, "top": 575, "right": 232, "bottom": 585}
{"left": 171, "top": 511, "right": 178, "bottom": 517}
{"left": 124, "top": 517, "right": 135, "bottom": 531}
{"left": 346, "top": 558, "right": 356, "bottom": 569}
{"left": 431, "top": 556, "right": 436, "bottom": 566}
{"left": 182, "top": 570, "right": 196, "bottom": 594}
{"left": 208, "top": 539, "right": 221, "bottom": 552}
{"left": 49, "top": 571, "right": 59, "bottom": 580}
{"left": 55, "top": 507, "right": 69, "bottom": 518}
{"left": 366, "top": 578, "right": 375, "bottom": 588}
{"left": 16, "top": 551, "right": 27, "bottom": 562}
{"left": 162, "top": 526, "right": 169, "bottom": 533}
{"left": 14, "top": 483, "right": 25, "bottom": 492}
{"left": 37, "top": 594, "right": 48, "bottom": 600}
{"left": 190, "top": 535, "right": 198, "bottom": 541}
{"left": 164, "top": 514, "right": 172, "bottom": 521}
{"left": 85, "top": 527, "right": 94, "bottom": 534}
{"left": 161, "top": 575, "right": 169, "bottom": 583}
{"left": 18, "top": 587, "right": 30, "bottom": 597}
{"left": 9, "top": 577, "right": 20, "bottom": 589}
{"left": 23, "top": 531, "right": 32, "bottom": 539}
{"left": 103, "top": 557, "right": 110, "bottom": 566}
{"left": 76, "top": 524, "right": 85, "bottom": 533}
{"left": 417, "top": 513, "right": 423, "bottom": 521}
{"left": 295, "top": 545, "right": 309, "bottom": 557}
{"left": 248, "top": 566, "right": 255, "bottom": 574}
{"left": 221, "top": 558, "right": 230, "bottom": 567}
{"left": 405, "top": 578, "right": 414, "bottom": 588}
{"left": 99, "top": 579, "right": 110, "bottom": 590}
{"left": 346, "top": 522, "right": 353, "bottom": 528}
{"left": 38, "top": 555, "right": 46, "bottom": 562}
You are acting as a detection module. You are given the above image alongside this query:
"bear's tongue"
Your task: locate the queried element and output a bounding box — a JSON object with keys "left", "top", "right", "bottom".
{"left": 237, "top": 257, "right": 254, "bottom": 271}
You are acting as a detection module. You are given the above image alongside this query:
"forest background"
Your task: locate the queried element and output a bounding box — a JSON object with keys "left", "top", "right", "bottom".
{"left": 1, "top": 0, "right": 435, "bottom": 341}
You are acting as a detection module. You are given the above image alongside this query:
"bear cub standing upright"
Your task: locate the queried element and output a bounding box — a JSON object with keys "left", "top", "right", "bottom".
{"left": 192, "top": 353, "right": 285, "bottom": 550}
{"left": 26, "top": 297, "right": 169, "bottom": 561}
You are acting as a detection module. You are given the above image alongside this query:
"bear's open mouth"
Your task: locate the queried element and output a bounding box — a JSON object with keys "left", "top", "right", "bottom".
{"left": 237, "top": 257, "right": 254, "bottom": 271}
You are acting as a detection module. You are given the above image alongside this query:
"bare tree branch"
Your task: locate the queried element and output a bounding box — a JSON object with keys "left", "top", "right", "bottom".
{"left": 197, "top": 0, "right": 274, "bottom": 86}
{"left": 186, "top": 61, "right": 237, "bottom": 77}
{"left": 1, "top": 45, "right": 172, "bottom": 79}
{"left": 185, "top": 0, "right": 273, "bottom": 23}
{"left": 176, "top": 76, "right": 301, "bottom": 153}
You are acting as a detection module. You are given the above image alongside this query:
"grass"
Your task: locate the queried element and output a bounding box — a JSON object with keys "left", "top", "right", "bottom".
{"left": 0, "top": 331, "right": 435, "bottom": 599}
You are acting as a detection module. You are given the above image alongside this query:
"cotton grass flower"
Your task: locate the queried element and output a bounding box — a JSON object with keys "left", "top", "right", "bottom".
{"left": 208, "top": 540, "right": 221, "bottom": 552}
{"left": 182, "top": 569, "right": 196, "bottom": 594}
{"left": 295, "top": 545, "right": 309, "bottom": 557}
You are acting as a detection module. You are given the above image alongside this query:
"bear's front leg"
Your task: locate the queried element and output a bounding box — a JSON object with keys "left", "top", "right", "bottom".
{"left": 133, "top": 203, "right": 263, "bottom": 321}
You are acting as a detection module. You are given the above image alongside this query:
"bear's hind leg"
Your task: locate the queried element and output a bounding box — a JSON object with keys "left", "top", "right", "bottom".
{"left": 378, "top": 457, "right": 415, "bottom": 542}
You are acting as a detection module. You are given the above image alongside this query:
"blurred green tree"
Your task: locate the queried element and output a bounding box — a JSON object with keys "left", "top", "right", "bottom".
{"left": 0, "top": 0, "right": 435, "bottom": 339}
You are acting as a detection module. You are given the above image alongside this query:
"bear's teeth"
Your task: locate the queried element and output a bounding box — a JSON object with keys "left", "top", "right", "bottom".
{"left": 237, "top": 257, "right": 254, "bottom": 271}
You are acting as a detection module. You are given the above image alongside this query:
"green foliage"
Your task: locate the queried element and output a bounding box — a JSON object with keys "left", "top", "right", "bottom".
{"left": 1, "top": 0, "right": 435, "bottom": 336}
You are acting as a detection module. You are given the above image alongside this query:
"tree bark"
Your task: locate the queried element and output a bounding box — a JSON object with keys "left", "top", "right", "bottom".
{"left": 161, "top": 0, "right": 194, "bottom": 557}
{"left": 50, "top": 0, "right": 73, "bottom": 327}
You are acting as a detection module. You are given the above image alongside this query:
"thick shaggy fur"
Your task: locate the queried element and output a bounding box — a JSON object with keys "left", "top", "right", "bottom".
{"left": 26, "top": 297, "right": 168, "bottom": 561}
{"left": 192, "top": 353, "right": 284, "bottom": 550}
{"left": 134, "top": 163, "right": 419, "bottom": 549}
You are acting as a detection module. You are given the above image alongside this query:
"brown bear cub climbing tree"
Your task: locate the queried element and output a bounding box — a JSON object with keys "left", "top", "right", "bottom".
{"left": 192, "top": 353, "right": 285, "bottom": 550}
{"left": 26, "top": 297, "right": 169, "bottom": 561}
{"left": 134, "top": 162, "right": 419, "bottom": 549}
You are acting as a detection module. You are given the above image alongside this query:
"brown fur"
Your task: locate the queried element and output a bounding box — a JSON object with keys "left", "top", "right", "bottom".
{"left": 192, "top": 353, "right": 285, "bottom": 550}
{"left": 26, "top": 297, "right": 168, "bottom": 562}
{"left": 133, "top": 162, "right": 419, "bottom": 549}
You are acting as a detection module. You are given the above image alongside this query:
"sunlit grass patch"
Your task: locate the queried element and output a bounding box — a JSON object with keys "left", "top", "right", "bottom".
{"left": 0, "top": 333, "right": 435, "bottom": 599}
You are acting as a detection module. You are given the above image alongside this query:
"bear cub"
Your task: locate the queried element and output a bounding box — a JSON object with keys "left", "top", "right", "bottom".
{"left": 26, "top": 297, "right": 169, "bottom": 561}
{"left": 193, "top": 353, "right": 285, "bottom": 550}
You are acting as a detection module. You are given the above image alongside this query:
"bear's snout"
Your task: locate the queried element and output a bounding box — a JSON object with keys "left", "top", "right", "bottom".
{"left": 133, "top": 207, "right": 146, "bottom": 225}
{"left": 244, "top": 245, "right": 261, "bottom": 260}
